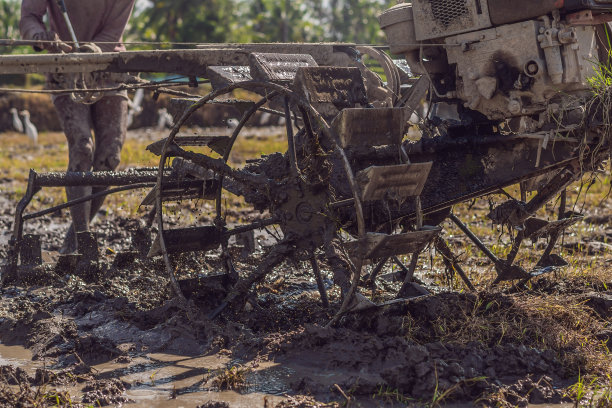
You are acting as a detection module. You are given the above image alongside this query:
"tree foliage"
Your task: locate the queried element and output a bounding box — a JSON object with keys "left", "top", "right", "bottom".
{"left": 129, "top": 0, "right": 234, "bottom": 44}
{"left": 129, "top": 0, "right": 397, "bottom": 45}
{"left": 0, "top": 0, "right": 20, "bottom": 39}
{"left": 0, "top": 0, "right": 397, "bottom": 46}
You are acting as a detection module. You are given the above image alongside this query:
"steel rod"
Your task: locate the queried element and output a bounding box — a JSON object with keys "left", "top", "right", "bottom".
{"left": 23, "top": 183, "right": 155, "bottom": 221}
{"left": 223, "top": 217, "right": 279, "bottom": 237}
{"left": 33, "top": 170, "right": 161, "bottom": 187}
{"left": 434, "top": 237, "right": 476, "bottom": 291}
{"left": 449, "top": 213, "right": 500, "bottom": 264}
{"left": 310, "top": 253, "right": 330, "bottom": 308}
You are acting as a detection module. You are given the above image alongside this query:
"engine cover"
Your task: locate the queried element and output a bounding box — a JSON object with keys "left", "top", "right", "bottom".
{"left": 445, "top": 19, "right": 599, "bottom": 120}
{"left": 411, "top": 0, "right": 492, "bottom": 41}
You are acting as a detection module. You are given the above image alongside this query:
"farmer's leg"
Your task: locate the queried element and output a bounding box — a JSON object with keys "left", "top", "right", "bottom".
{"left": 90, "top": 95, "right": 128, "bottom": 219}
{"left": 53, "top": 95, "right": 94, "bottom": 252}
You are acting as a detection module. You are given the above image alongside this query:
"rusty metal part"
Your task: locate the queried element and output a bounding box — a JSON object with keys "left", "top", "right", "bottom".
{"left": 332, "top": 107, "right": 407, "bottom": 148}
{"left": 0, "top": 44, "right": 357, "bottom": 76}
{"left": 310, "top": 253, "right": 330, "bottom": 308}
{"left": 148, "top": 136, "right": 232, "bottom": 156}
{"left": 449, "top": 213, "right": 530, "bottom": 282}
{"left": 6, "top": 169, "right": 166, "bottom": 279}
{"left": 4, "top": 28, "right": 610, "bottom": 320}
{"left": 149, "top": 226, "right": 225, "bottom": 257}
{"left": 249, "top": 53, "right": 318, "bottom": 82}
{"left": 434, "top": 237, "right": 475, "bottom": 291}
{"left": 345, "top": 228, "right": 440, "bottom": 260}
{"left": 356, "top": 162, "right": 432, "bottom": 202}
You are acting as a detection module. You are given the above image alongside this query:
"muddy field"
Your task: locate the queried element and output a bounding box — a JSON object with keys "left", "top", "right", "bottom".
{"left": 0, "top": 128, "right": 610, "bottom": 407}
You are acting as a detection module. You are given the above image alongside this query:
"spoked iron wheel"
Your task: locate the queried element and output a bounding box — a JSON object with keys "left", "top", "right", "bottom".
{"left": 151, "top": 81, "right": 368, "bottom": 321}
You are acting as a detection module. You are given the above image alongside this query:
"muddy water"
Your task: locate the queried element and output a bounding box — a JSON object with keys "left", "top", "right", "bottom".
{"left": 0, "top": 342, "right": 578, "bottom": 407}
{"left": 0, "top": 343, "right": 35, "bottom": 367}
{"left": 0, "top": 342, "right": 287, "bottom": 407}
{"left": 95, "top": 355, "right": 287, "bottom": 408}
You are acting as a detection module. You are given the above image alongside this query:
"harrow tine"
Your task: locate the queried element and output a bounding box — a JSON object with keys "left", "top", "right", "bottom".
{"left": 309, "top": 252, "right": 329, "bottom": 308}
{"left": 365, "top": 257, "right": 389, "bottom": 295}
{"left": 450, "top": 213, "right": 530, "bottom": 283}
{"left": 396, "top": 251, "right": 425, "bottom": 299}
{"left": 434, "top": 237, "right": 475, "bottom": 291}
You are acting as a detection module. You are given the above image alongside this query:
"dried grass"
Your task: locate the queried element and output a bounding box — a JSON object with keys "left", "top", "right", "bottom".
{"left": 404, "top": 292, "right": 610, "bottom": 376}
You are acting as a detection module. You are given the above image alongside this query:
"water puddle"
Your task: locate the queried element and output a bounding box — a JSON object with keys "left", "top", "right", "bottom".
{"left": 0, "top": 343, "right": 34, "bottom": 367}
{"left": 94, "top": 354, "right": 289, "bottom": 407}
{"left": 0, "top": 344, "right": 578, "bottom": 407}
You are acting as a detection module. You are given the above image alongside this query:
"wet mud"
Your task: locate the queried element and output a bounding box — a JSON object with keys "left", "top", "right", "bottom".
{"left": 0, "top": 185, "right": 610, "bottom": 407}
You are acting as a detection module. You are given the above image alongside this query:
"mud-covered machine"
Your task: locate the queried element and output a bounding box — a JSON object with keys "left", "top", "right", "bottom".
{"left": 2, "top": 0, "right": 611, "bottom": 318}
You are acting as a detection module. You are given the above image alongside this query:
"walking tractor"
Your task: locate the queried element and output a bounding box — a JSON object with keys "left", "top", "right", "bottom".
{"left": 1, "top": 0, "right": 611, "bottom": 321}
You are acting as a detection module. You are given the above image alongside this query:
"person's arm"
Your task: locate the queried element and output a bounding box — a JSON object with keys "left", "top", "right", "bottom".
{"left": 20, "top": 0, "right": 72, "bottom": 53}
{"left": 92, "top": 0, "right": 136, "bottom": 52}
{"left": 20, "top": 0, "right": 48, "bottom": 42}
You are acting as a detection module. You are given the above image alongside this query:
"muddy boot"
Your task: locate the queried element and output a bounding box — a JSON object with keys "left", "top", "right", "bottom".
{"left": 59, "top": 224, "right": 77, "bottom": 255}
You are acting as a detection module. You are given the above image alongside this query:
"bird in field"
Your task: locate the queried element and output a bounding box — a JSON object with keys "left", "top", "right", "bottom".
{"left": 20, "top": 110, "right": 38, "bottom": 145}
{"left": 156, "top": 108, "right": 173, "bottom": 130}
{"left": 226, "top": 118, "right": 240, "bottom": 129}
{"left": 127, "top": 88, "right": 145, "bottom": 128}
{"left": 9, "top": 108, "right": 23, "bottom": 133}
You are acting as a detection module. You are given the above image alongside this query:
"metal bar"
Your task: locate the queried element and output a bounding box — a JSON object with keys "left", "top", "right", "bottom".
{"left": 0, "top": 45, "right": 355, "bottom": 76}
{"left": 223, "top": 217, "right": 279, "bottom": 238}
{"left": 57, "top": 0, "right": 80, "bottom": 49}
{"left": 397, "top": 251, "right": 421, "bottom": 298}
{"left": 434, "top": 237, "right": 475, "bottom": 291}
{"left": 33, "top": 170, "right": 161, "bottom": 187}
{"left": 449, "top": 213, "right": 501, "bottom": 264}
{"left": 310, "top": 253, "right": 330, "bottom": 308}
{"left": 6, "top": 170, "right": 40, "bottom": 280}
{"left": 505, "top": 231, "right": 524, "bottom": 265}
{"left": 366, "top": 257, "right": 389, "bottom": 286}
{"left": 23, "top": 183, "right": 155, "bottom": 221}
{"left": 536, "top": 189, "right": 567, "bottom": 267}
{"left": 284, "top": 97, "right": 299, "bottom": 178}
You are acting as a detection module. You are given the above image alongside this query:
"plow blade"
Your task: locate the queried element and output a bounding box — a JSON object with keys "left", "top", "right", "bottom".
{"left": 249, "top": 52, "right": 317, "bottom": 82}
{"left": 207, "top": 66, "right": 252, "bottom": 89}
{"left": 356, "top": 162, "right": 432, "bottom": 202}
{"left": 525, "top": 215, "right": 583, "bottom": 240}
{"left": 332, "top": 107, "right": 407, "bottom": 148}
{"left": 148, "top": 226, "right": 224, "bottom": 257}
{"left": 346, "top": 227, "right": 441, "bottom": 260}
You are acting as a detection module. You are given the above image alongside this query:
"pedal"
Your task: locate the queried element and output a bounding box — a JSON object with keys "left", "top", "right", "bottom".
{"left": 356, "top": 162, "right": 432, "bottom": 202}
{"left": 147, "top": 135, "right": 232, "bottom": 156}
{"left": 345, "top": 227, "right": 441, "bottom": 260}
{"left": 148, "top": 226, "right": 224, "bottom": 257}
{"left": 331, "top": 107, "right": 408, "bottom": 148}
{"left": 249, "top": 53, "right": 317, "bottom": 82}
{"left": 206, "top": 66, "right": 252, "bottom": 89}
{"left": 292, "top": 66, "right": 368, "bottom": 122}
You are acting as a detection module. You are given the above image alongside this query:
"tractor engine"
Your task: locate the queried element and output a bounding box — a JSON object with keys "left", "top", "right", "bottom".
{"left": 380, "top": 0, "right": 612, "bottom": 127}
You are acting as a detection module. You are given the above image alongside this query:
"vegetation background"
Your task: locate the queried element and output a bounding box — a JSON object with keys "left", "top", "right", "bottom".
{"left": 0, "top": 0, "right": 397, "bottom": 54}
